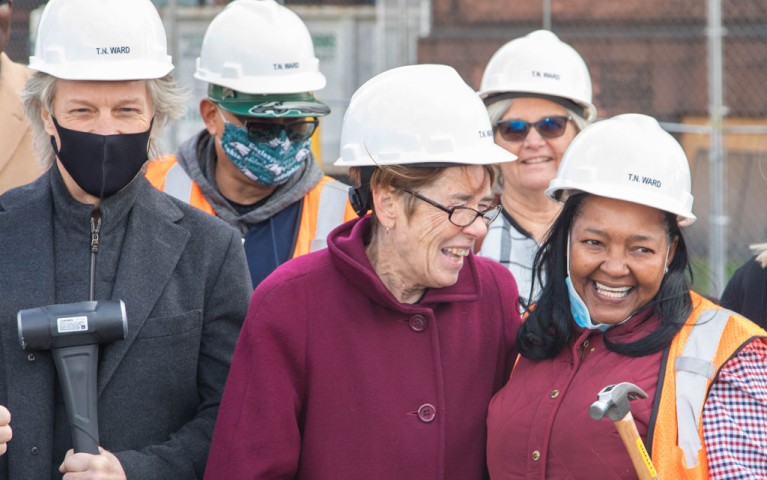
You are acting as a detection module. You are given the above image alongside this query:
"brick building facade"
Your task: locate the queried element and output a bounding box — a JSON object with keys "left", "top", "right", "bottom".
{"left": 418, "top": 0, "right": 767, "bottom": 121}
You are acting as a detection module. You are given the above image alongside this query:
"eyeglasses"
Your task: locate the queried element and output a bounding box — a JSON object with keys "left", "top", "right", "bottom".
{"left": 404, "top": 189, "right": 501, "bottom": 227}
{"left": 235, "top": 115, "right": 319, "bottom": 143}
{"left": 494, "top": 115, "right": 571, "bottom": 142}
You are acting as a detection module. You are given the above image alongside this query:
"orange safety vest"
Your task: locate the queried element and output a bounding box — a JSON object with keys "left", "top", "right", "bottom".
{"left": 145, "top": 155, "right": 357, "bottom": 257}
{"left": 649, "top": 291, "right": 767, "bottom": 479}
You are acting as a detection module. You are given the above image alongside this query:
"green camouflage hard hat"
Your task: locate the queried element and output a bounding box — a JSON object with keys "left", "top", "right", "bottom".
{"left": 208, "top": 84, "right": 330, "bottom": 118}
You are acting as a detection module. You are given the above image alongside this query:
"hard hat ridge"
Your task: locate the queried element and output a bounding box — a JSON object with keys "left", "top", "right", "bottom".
{"left": 195, "top": 0, "right": 326, "bottom": 95}
{"left": 546, "top": 113, "right": 696, "bottom": 226}
{"left": 479, "top": 30, "right": 596, "bottom": 122}
{"left": 28, "top": 0, "right": 173, "bottom": 80}
{"left": 334, "top": 64, "right": 517, "bottom": 168}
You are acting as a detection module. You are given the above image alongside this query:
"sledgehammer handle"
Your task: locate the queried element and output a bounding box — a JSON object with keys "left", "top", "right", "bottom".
{"left": 52, "top": 345, "right": 100, "bottom": 455}
{"left": 614, "top": 411, "right": 659, "bottom": 480}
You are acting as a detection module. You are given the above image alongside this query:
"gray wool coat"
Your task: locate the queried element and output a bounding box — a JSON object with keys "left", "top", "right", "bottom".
{"left": 0, "top": 170, "right": 252, "bottom": 479}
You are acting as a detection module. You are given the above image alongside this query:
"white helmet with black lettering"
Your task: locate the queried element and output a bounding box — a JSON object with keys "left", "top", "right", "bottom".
{"left": 195, "top": 0, "right": 325, "bottom": 95}
{"left": 479, "top": 30, "right": 596, "bottom": 122}
{"left": 546, "top": 113, "right": 696, "bottom": 226}
{"left": 29, "top": 0, "right": 173, "bottom": 80}
{"left": 335, "top": 64, "right": 517, "bottom": 168}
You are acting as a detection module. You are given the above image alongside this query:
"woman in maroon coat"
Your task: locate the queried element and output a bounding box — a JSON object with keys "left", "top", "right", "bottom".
{"left": 205, "top": 64, "right": 521, "bottom": 479}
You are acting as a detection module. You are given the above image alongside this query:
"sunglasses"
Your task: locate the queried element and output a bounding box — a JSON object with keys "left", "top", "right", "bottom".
{"left": 404, "top": 189, "right": 501, "bottom": 228}
{"left": 494, "top": 115, "right": 571, "bottom": 142}
{"left": 248, "top": 101, "right": 330, "bottom": 117}
{"left": 234, "top": 115, "right": 319, "bottom": 143}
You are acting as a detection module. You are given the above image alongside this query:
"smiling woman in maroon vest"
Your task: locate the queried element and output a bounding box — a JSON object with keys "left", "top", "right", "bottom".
{"left": 486, "top": 114, "right": 767, "bottom": 479}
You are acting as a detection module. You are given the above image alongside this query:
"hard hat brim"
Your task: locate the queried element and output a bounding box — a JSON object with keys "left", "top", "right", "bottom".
{"left": 546, "top": 182, "right": 697, "bottom": 227}
{"left": 29, "top": 58, "right": 174, "bottom": 81}
{"left": 334, "top": 141, "right": 517, "bottom": 167}
{"left": 195, "top": 70, "right": 327, "bottom": 98}
{"left": 482, "top": 91, "right": 597, "bottom": 123}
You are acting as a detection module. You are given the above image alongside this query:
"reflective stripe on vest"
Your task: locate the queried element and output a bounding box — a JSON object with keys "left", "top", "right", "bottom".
{"left": 148, "top": 158, "right": 351, "bottom": 257}
{"left": 163, "top": 162, "right": 195, "bottom": 202}
{"left": 674, "top": 308, "right": 731, "bottom": 468}
{"left": 308, "top": 179, "right": 349, "bottom": 253}
{"left": 650, "top": 291, "right": 767, "bottom": 478}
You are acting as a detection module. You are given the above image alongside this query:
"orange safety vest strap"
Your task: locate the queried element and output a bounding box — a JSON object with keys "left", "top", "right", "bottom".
{"left": 147, "top": 159, "right": 354, "bottom": 256}
{"left": 291, "top": 176, "right": 355, "bottom": 258}
{"left": 651, "top": 291, "right": 767, "bottom": 479}
{"left": 145, "top": 156, "right": 216, "bottom": 216}
{"left": 674, "top": 308, "right": 731, "bottom": 468}
{"left": 144, "top": 155, "right": 176, "bottom": 190}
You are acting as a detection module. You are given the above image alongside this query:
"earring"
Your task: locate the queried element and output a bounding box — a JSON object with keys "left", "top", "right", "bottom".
{"left": 386, "top": 226, "right": 390, "bottom": 234}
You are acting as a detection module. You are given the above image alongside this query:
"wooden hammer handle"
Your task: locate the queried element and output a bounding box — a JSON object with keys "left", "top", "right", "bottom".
{"left": 614, "top": 411, "right": 660, "bottom": 480}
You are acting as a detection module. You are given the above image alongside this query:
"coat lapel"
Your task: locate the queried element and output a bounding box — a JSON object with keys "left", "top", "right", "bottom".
{"left": 97, "top": 188, "right": 190, "bottom": 394}
{"left": 0, "top": 175, "right": 58, "bottom": 470}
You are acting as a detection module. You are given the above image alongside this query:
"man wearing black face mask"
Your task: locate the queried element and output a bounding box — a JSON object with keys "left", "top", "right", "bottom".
{"left": 0, "top": 0, "right": 252, "bottom": 478}
{"left": 146, "top": 0, "right": 356, "bottom": 288}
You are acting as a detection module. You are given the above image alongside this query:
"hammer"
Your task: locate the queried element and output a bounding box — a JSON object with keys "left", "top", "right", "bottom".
{"left": 17, "top": 300, "right": 127, "bottom": 454}
{"left": 589, "top": 383, "right": 660, "bottom": 480}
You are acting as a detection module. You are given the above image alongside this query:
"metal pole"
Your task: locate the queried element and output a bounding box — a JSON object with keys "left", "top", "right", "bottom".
{"left": 165, "top": 0, "right": 179, "bottom": 147}
{"left": 707, "top": 0, "right": 727, "bottom": 296}
{"left": 398, "top": 0, "right": 408, "bottom": 65}
{"left": 543, "top": 0, "right": 551, "bottom": 30}
{"left": 376, "top": 0, "right": 387, "bottom": 72}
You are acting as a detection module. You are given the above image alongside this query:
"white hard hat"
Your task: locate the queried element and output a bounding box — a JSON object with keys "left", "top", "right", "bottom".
{"left": 28, "top": 0, "right": 173, "bottom": 80}
{"left": 479, "top": 30, "right": 596, "bottom": 122}
{"left": 195, "top": 0, "right": 325, "bottom": 95}
{"left": 546, "top": 113, "right": 696, "bottom": 226}
{"left": 334, "top": 64, "right": 517, "bottom": 168}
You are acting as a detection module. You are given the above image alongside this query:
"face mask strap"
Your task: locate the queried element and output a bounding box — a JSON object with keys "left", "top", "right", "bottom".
{"left": 217, "top": 106, "right": 232, "bottom": 126}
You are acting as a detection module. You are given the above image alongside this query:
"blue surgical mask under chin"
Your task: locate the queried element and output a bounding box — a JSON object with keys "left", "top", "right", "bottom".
{"left": 565, "top": 275, "right": 610, "bottom": 331}
{"left": 220, "top": 121, "right": 310, "bottom": 187}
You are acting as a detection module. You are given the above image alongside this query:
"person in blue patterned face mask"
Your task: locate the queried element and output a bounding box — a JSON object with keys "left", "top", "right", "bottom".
{"left": 217, "top": 107, "right": 313, "bottom": 186}
{"left": 145, "top": 0, "right": 357, "bottom": 288}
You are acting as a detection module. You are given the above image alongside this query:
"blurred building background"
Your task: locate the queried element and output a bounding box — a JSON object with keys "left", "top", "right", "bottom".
{"left": 6, "top": 0, "right": 767, "bottom": 297}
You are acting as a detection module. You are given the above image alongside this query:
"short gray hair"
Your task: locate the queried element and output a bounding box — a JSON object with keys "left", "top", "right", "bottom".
{"left": 21, "top": 73, "right": 187, "bottom": 168}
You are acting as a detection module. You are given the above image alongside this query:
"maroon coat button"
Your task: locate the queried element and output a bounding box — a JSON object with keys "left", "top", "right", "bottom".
{"left": 409, "top": 315, "right": 427, "bottom": 332}
{"left": 417, "top": 403, "right": 436, "bottom": 423}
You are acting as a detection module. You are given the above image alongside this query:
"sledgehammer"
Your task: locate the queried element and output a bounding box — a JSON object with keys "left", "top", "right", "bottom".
{"left": 589, "top": 382, "right": 660, "bottom": 480}
{"left": 17, "top": 300, "right": 127, "bottom": 454}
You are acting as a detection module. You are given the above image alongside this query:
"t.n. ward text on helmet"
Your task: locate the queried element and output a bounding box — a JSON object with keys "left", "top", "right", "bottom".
{"left": 627, "top": 173, "right": 662, "bottom": 188}
{"left": 273, "top": 62, "right": 300, "bottom": 70}
{"left": 96, "top": 46, "right": 131, "bottom": 55}
{"left": 532, "top": 70, "right": 561, "bottom": 80}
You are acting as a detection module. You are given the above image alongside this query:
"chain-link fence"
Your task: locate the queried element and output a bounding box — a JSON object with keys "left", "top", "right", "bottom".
{"left": 6, "top": 0, "right": 767, "bottom": 297}
{"left": 418, "top": 0, "right": 767, "bottom": 297}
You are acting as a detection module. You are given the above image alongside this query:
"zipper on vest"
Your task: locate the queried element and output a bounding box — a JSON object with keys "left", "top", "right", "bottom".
{"left": 89, "top": 208, "right": 102, "bottom": 301}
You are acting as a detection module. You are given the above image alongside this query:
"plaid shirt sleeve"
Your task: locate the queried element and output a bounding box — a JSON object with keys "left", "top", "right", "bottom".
{"left": 703, "top": 340, "right": 767, "bottom": 479}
